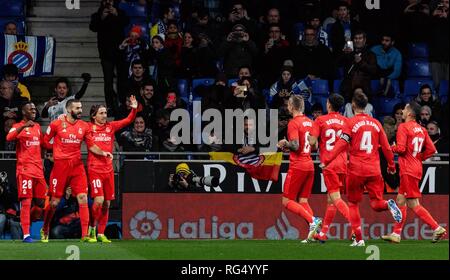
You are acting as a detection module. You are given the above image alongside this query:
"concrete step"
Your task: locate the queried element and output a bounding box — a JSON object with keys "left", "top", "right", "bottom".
{"left": 28, "top": 5, "right": 98, "bottom": 18}
{"left": 53, "top": 57, "right": 103, "bottom": 77}
{"left": 26, "top": 17, "right": 95, "bottom": 38}
{"left": 56, "top": 41, "right": 99, "bottom": 58}
{"left": 32, "top": 0, "right": 100, "bottom": 8}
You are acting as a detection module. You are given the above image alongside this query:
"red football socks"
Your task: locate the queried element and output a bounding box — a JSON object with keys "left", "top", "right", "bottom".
{"left": 20, "top": 198, "right": 32, "bottom": 236}
{"left": 334, "top": 198, "right": 350, "bottom": 221}
{"left": 348, "top": 202, "right": 362, "bottom": 241}
{"left": 97, "top": 206, "right": 109, "bottom": 235}
{"left": 42, "top": 204, "right": 56, "bottom": 234}
{"left": 393, "top": 206, "right": 407, "bottom": 235}
{"left": 285, "top": 200, "right": 313, "bottom": 223}
{"left": 300, "top": 202, "right": 314, "bottom": 216}
{"left": 370, "top": 200, "right": 388, "bottom": 212}
{"left": 321, "top": 204, "right": 337, "bottom": 235}
{"left": 90, "top": 203, "right": 102, "bottom": 227}
{"left": 412, "top": 205, "right": 439, "bottom": 230}
{"left": 79, "top": 203, "right": 90, "bottom": 237}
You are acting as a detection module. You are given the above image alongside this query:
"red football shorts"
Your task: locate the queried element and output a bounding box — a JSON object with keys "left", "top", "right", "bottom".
{"left": 283, "top": 168, "right": 314, "bottom": 200}
{"left": 88, "top": 170, "right": 115, "bottom": 200}
{"left": 48, "top": 160, "right": 88, "bottom": 198}
{"left": 323, "top": 170, "right": 346, "bottom": 194}
{"left": 398, "top": 174, "right": 421, "bottom": 198}
{"left": 16, "top": 174, "right": 47, "bottom": 199}
{"left": 346, "top": 174, "right": 384, "bottom": 203}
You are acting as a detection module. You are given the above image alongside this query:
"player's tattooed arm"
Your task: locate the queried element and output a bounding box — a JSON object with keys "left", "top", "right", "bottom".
{"left": 278, "top": 139, "right": 299, "bottom": 151}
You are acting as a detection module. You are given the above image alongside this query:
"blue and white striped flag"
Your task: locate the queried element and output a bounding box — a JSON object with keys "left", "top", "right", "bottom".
{"left": 0, "top": 34, "right": 55, "bottom": 77}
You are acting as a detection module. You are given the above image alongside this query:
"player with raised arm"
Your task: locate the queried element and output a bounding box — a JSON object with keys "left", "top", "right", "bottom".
{"left": 278, "top": 95, "right": 322, "bottom": 242}
{"left": 308, "top": 94, "right": 351, "bottom": 242}
{"left": 87, "top": 96, "right": 138, "bottom": 243}
{"left": 41, "top": 99, "right": 112, "bottom": 242}
{"left": 6, "top": 102, "right": 47, "bottom": 243}
{"left": 382, "top": 102, "right": 446, "bottom": 243}
{"left": 322, "top": 91, "right": 402, "bottom": 246}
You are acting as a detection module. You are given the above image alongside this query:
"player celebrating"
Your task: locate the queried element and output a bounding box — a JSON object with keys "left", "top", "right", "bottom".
{"left": 308, "top": 94, "right": 350, "bottom": 242}
{"left": 6, "top": 102, "right": 46, "bottom": 243}
{"left": 382, "top": 102, "right": 446, "bottom": 243}
{"left": 41, "top": 99, "right": 112, "bottom": 242}
{"left": 322, "top": 91, "right": 402, "bottom": 246}
{"left": 87, "top": 96, "right": 138, "bottom": 243}
{"left": 278, "top": 95, "right": 322, "bottom": 242}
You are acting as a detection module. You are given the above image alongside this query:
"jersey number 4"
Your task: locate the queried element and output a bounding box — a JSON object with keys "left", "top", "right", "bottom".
{"left": 360, "top": 131, "right": 373, "bottom": 154}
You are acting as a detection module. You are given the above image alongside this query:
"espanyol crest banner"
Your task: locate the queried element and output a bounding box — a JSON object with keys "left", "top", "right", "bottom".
{"left": 0, "top": 34, "right": 56, "bottom": 77}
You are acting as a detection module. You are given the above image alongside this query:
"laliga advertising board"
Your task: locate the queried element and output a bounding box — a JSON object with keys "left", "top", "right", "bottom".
{"left": 122, "top": 193, "right": 448, "bottom": 241}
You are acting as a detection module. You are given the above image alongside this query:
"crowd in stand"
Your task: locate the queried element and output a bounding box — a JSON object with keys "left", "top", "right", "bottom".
{"left": 0, "top": 0, "right": 449, "bottom": 155}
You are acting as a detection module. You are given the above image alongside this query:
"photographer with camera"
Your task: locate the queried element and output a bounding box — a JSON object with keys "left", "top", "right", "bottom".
{"left": 168, "top": 163, "right": 219, "bottom": 192}
{"left": 225, "top": 77, "right": 266, "bottom": 111}
{"left": 0, "top": 172, "right": 22, "bottom": 240}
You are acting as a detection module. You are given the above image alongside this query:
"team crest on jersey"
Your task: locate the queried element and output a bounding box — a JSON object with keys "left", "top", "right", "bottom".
{"left": 232, "top": 153, "right": 265, "bottom": 168}
{"left": 106, "top": 127, "right": 111, "bottom": 133}
{"left": 62, "top": 122, "right": 67, "bottom": 132}
{"left": 78, "top": 128, "right": 83, "bottom": 134}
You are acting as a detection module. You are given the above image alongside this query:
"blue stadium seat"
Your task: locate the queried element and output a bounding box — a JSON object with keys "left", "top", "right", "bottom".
{"left": 262, "top": 88, "right": 271, "bottom": 104}
{"left": 0, "top": 0, "right": 25, "bottom": 17}
{"left": 313, "top": 95, "right": 328, "bottom": 113}
{"left": 0, "top": 18, "right": 26, "bottom": 34}
{"left": 373, "top": 97, "right": 403, "bottom": 116}
{"left": 228, "top": 78, "right": 238, "bottom": 87}
{"left": 403, "top": 79, "right": 434, "bottom": 96}
{"left": 311, "top": 79, "right": 329, "bottom": 96}
{"left": 333, "top": 79, "right": 342, "bottom": 93}
{"left": 191, "top": 78, "right": 215, "bottom": 99}
{"left": 406, "top": 59, "right": 431, "bottom": 78}
{"left": 118, "top": 2, "right": 147, "bottom": 17}
{"left": 177, "top": 79, "right": 189, "bottom": 99}
{"left": 438, "top": 80, "right": 448, "bottom": 96}
{"left": 371, "top": 80, "right": 401, "bottom": 97}
{"left": 335, "top": 67, "right": 344, "bottom": 79}
{"left": 408, "top": 43, "right": 429, "bottom": 58}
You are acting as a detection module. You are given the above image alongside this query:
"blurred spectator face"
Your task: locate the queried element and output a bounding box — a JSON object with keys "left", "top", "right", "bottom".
{"left": 281, "top": 70, "right": 291, "bottom": 83}
{"left": 269, "top": 26, "right": 282, "bottom": 41}
{"left": 420, "top": 87, "right": 432, "bottom": 102}
{"left": 309, "top": 18, "right": 321, "bottom": 29}
{"left": 157, "top": 116, "right": 170, "bottom": 129}
{"left": 134, "top": 116, "right": 146, "bottom": 133}
{"left": 420, "top": 108, "right": 431, "bottom": 122}
{"left": 338, "top": 6, "right": 349, "bottom": 21}
{"left": 166, "top": 92, "right": 177, "bottom": 104}
{"left": 241, "top": 79, "right": 251, "bottom": 89}
{"left": 125, "top": 97, "right": 132, "bottom": 110}
{"left": 443, "top": 0, "right": 449, "bottom": 9}
{"left": 395, "top": 108, "right": 403, "bottom": 123}
{"left": 244, "top": 118, "right": 255, "bottom": 135}
{"left": 183, "top": 32, "right": 193, "bottom": 47}
{"left": 152, "top": 37, "right": 164, "bottom": 50}
{"left": 353, "top": 33, "right": 366, "bottom": 49}
{"left": 267, "top": 9, "right": 280, "bottom": 24}
{"left": 102, "top": 0, "right": 114, "bottom": 7}
{"left": 231, "top": 4, "right": 245, "bottom": 20}
{"left": 4, "top": 23, "right": 17, "bottom": 35}
{"left": 132, "top": 63, "right": 144, "bottom": 78}
{"left": 4, "top": 73, "right": 18, "bottom": 83}
{"left": 55, "top": 82, "right": 69, "bottom": 99}
{"left": 129, "top": 31, "right": 140, "bottom": 44}
{"left": 426, "top": 122, "right": 440, "bottom": 137}
{"left": 381, "top": 36, "right": 394, "bottom": 51}
{"left": 166, "top": 8, "right": 175, "bottom": 20}
{"left": 168, "top": 23, "right": 178, "bottom": 34}
{"left": 312, "top": 108, "right": 323, "bottom": 120}
{"left": 4, "top": 118, "right": 16, "bottom": 134}
{"left": 304, "top": 28, "right": 316, "bottom": 45}
{"left": 198, "top": 15, "right": 209, "bottom": 25}
{"left": 141, "top": 85, "right": 154, "bottom": 101}
{"left": 238, "top": 67, "right": 251, "bottom": 79}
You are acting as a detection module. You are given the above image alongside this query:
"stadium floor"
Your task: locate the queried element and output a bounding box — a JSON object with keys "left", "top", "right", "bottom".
{"left": 0, "top": 239, "right": 448, "bottom": 260}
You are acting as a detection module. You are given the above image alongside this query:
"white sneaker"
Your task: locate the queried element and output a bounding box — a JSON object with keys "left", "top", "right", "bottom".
{"left": 432, "top": 226, "right": 447, "bottom": 243}
{"left": 350, "top": 240, "right": 365, "bottom": 247}
{"left": 301, "top": 238, "right": 316, "bottom": 243}
{"left": 307, "top": 217, "right": 322, "bottom": 240}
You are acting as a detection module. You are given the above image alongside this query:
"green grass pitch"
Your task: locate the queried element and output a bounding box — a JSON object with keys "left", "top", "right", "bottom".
{"left": 0, "top": 240, "right": 448, "bottom": 260}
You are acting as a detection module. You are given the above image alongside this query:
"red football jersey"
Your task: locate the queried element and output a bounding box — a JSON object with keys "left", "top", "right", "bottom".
{"left": 392, "top": 120, "right": 436, "bottom": 179}
{"left": 6, "top": 120, "right": 44, "bottom": 178}
{"left": 287, "top": 114, "right": 314, "bottom": 170}
{"left": 311, "top": 112, "right": 348, "bottom": 174}
{"left": 87, "top": 109, "right": 137, "bottom": 173}
{"left": 327, "top": 113, "right": 394, "bottom": 177}
{"left": 44, "top": 117, "right": 91, "bottom": 161}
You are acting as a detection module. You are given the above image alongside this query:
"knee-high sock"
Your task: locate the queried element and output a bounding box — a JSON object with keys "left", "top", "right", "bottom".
{"left": 42, "top": 203, "right": 56, "bottom": 235}
{"left": 348, "top": 202, "right": 362, "bottom": 241}
{"left": 412, "top": 205, "right": 439, "bottom": 231}
{"left": 393, "top": 206, "right": 407, "bottom": 235}
{"left": 300, "top": 202, "right": 314, "bottom": 216}
{"left": 321, "top": 204, "right": 336, "bottom": 235}
{"left": 334, "top": 198, "right": 350, "bottom": 221}
{"left": 97, "top": 206, "right": 109, "bottom": 235}
{"left": 79, "top": 203, "right": 90, "bottom": 237}
{"left": 90, "top": 203, "right": 102, "bottom": 228}
{"left": 20, "top": 198, "right": 32, "bottom": 236}
{"left": 370, "top": 200, "right": 388, "bottom": 212}
{"left": 285, "top": 200, "right": 313, "bottom": 223}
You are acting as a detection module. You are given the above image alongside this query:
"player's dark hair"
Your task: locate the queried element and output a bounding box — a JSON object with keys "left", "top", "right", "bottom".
{"left": 352, "top": 91, "right": 368, "bottom": 110}
{"left": 328, "top": 93, "right": 345, "bottom": 112}
{"left": 2, "top": 63, "right": 19, "bottom": 77}
{"left": 408, "top": 101, "right": 422, "bottom": 118}
{"left": 90, "top": 104, "right": 107, "bottom": 122}
{"left": 311, "top": 102, "right": 323, "bottom": 112}
{"left": 289, "top": 95, "right": 304, "bottom": 113}
{"left": 131, "top": 59, "right": 144, "bottom": 68}
{"left": 66, "top": 98, "right": 81, "bottom": 109}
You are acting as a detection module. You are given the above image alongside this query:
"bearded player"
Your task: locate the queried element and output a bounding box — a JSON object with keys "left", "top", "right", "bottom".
{"left": 382, "top": 101, "right": 446, "bottom": 243}
{"left": 41, "top": 99, "right": 112, "bottom": 242}
{"left": 86, "top": 95, "right": 138, "bottom": 242}
{"left": 6, "top": 102, "right": 46, "bottom": 243}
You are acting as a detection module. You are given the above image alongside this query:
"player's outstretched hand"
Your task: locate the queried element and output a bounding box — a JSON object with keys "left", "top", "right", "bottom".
{"left": 130, "top": 95, "right": 138, "bottom": 109}
{"left": 24, "top": 120, "right": 35, "bottom": 127}
{"left": 103, "top": 151, "right": 113, "bottom": 160}
{"left": 58, "top": 114, "right": 67, "bottom": 121}
{"left": 319, "top": 163, "right": 326, "bottom": 170}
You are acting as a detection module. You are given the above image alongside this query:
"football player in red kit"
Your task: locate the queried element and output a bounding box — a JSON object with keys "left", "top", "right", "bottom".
{"left": 278, "top": 95, "right": 322, "bottom": 242}
{"left": 322, "top": 91, "right": 402, "bottom": 246}
{"left": 308, "top": 94, "right": 350, "bottom": 242}
{"left": 6, "top": 102, "right": 47, "bottom": 243}
{"left": 41, "top": 99, "right": 112, "bottom": 242}
{"left": 87, "top": 95, "right": 138, "bottom": 242}
{"left": 382, "top": 102, "right": 446, "bottom": 243}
